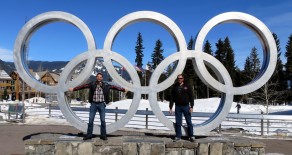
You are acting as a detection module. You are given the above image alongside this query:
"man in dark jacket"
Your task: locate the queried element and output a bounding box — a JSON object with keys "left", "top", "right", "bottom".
{"left": 69, "top": 72, "right": 126, "bottom": 140}
{"left": 236, "top": 103, "right": 241, "bottom": 114}
{"left": 169, "top": 74, "right": 195, "bottom": 142}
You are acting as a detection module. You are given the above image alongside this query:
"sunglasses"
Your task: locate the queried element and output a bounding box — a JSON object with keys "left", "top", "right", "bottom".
{"left": 178, "top": 78, "right": 183, "bottom": 79}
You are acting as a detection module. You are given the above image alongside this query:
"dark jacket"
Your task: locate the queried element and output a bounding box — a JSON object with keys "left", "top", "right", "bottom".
{"left": 73, "top": 81, "right": 125, "bottom": 104}
{"left": 169, "top": 82, "right": 194, "bottom": 109}
{"left": 236, "top": 104, "right": 241, "bottom": 109}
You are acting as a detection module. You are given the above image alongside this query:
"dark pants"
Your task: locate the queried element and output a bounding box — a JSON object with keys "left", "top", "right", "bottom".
{"left": 175, "top": 105, "right": 194, "bottom": 138}
{"left": 87, "top": 102, "right": 106, "bottom": 137}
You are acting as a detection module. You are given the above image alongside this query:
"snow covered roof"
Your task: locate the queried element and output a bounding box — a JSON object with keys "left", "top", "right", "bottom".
{"left": 0, "top": 70, "right": 12, "bottom": 80}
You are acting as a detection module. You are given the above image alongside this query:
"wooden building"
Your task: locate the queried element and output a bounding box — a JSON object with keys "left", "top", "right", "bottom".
{"left": 0, "top": 70, "right": 14, "bottom": 100}
{"left": 9, "top": 70, "right": 59, "bottom": 101}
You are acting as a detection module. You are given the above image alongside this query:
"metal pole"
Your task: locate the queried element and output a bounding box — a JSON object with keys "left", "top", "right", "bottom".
{"left": 146, "top": 108, "right": 148, "bottom": 129}
{"left": 22, "top": 80, "right": 25, "bottom": 123}
{"left": 49, "top": 103, "right": 51, "bottom": 118}
{"left": 115, "top": 107, "right": 118, "bottom": 122}
{"left": 261, "top": 111, "right": 264, "bottom": 136}
{"left": 112, "top": 90, "right": 113, "bottom": 102}
{"left": 145, "top": 71, "right": 147, "bottom": 99}
{"left": 267, "top": 119, "right": 269, "bottom": 134}
{"left": 8, "top": 112, "right": 10, "bottom": 120}
{"left": 16, "top": 104, "right": 18, "bottom": 119}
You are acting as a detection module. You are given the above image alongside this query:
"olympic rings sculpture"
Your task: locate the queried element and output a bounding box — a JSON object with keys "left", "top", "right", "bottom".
{"left": 13, "top": 11, "right": 277, "bottom": 135}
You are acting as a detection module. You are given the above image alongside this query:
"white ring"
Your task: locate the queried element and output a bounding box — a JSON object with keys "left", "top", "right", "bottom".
{"left": 13, "top": 11, "right": 277, "bottom": 135}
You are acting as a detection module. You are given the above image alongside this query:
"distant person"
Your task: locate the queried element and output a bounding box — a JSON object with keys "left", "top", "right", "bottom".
{"left": 169, "top": 74, "right": 195, "bottom": 142}
{"left": 236, "top": 103, "right": 241, "bottom": 114}
{"left": 12, "top": 92, "right": 16, "bottom": 101}
{"left": 69, "top": 72, "right": 127, "bottom": 140}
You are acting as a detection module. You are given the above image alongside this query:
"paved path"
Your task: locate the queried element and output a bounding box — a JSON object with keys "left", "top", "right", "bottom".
{"left": 0, "top": 124, "right": 291, "bottom": 155}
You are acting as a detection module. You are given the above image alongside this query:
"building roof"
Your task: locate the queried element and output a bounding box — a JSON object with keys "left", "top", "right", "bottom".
{"left": 10, "top": 70, "right": 60, "bottom": 83}
{"left": 0, "top": 70, "right": 12, "bottom": 80}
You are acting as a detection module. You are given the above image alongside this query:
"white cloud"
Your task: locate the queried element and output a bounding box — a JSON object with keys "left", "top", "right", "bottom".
{"left": 250, "top": 1, "right": 292, "bottom": 35}
{"left": 0, "top": 47, "right": 13, "bottom": 62}
{"left": 265, "top": 12, "right": 292, "bottom": 28}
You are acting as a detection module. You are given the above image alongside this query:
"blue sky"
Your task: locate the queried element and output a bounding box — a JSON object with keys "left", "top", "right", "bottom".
{"left": 1, "top": 0, "right": 292, "bottom": 70}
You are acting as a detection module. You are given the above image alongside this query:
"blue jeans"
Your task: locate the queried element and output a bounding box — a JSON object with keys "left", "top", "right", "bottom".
{"left": 87, "top": 102, "right": 106, "bottom": 137}
{"left": 175, "top": 105, "right": 194, "bottom": 138}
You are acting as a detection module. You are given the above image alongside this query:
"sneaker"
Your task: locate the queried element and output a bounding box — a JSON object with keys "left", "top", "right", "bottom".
{"left": 190, "top": 136, "right": 195, "bottom": 142}
{"left": 173, "top": 137, "right": 181, "bottom": 142}
{"left": 83, "top": 136, "right": 92, "bottom": 140}
{"left": 100, "top": 136, "right": 108, "bottom": 140}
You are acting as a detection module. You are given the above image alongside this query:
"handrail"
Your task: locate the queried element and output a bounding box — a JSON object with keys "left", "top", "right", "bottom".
{"left": 18, "top": 104, "right": 292, "bottom": 120}
{"left": 2, "top": 103, "right": 291, "bottom": 120}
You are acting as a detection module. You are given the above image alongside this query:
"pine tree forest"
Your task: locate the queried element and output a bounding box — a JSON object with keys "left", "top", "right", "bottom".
{"left": 133, "top": 32, "right": 292, "bottom": 105}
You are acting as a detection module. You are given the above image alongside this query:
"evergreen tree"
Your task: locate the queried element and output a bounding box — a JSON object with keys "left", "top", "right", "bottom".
{"left": 242, "top": 53, "right": 253, "bottom": 103}
{"left": 285, "top": 35, "right": 292, "bottom": 86}
{"left": 273, "top": 33, "right": 285, "bottom": 83}
{"left": 164, "top": 63, "right": 176, "bottom": 101}
{"left": 214, "top": 38, "right": 225, "bottom": 63}
{"left": 215, "top": 37, "right": 238, "bottom": 87}
{"left": 250, "top": 34, "right": 286, "bottom": 109}
{"left": 201, "top": 40, "right": 216, "bottom": 98}
{"left": 134, "top": 32, "right": 144, "bottom": 85}
{"left": 250, "top": 47, "right": 261, "bottom": 78}
{"left": 244, "top": 56, "right": 252, "bottom": 72}
{"left": 243, "top": 56, "right": 252, "bottom": 79}
{"left": 214, "top": 38, "right": 229, "bottom": 98}
{"left": 270, "top": 33, "right": 286, "bottom": 103}
{"left": 211, "top": 37, "right": 241, "bottom": 100}
{"left": 150, "top": 40, "right": 165, "bottom": 100}
{"left": 285, "top": 34, "right": 292, "bottom": 102}
{"left": 151, "top": 39, "right": 164, "bottom": 69}
{"left": 223, "top": 37, "right": 243, "bottom": 101}
{"left": 182, "top": 37, "right": 196, "bottom": 97}
{"left": 166, "top": 64, "right": 174, "bottom": 77}
{"left": 223, "top": 37, "right": 239, "bottom": 87}
{"left": 204, "top": 40, "right": 213, "bottom": 55}
{"left": 242, "top": 47, "right": 261, "bottom": 103}
{"left": 242, "top": 47, "right": 261, "bottom": 88}
{"left": 135, "top": 32, "right": 144, "bottom": 68}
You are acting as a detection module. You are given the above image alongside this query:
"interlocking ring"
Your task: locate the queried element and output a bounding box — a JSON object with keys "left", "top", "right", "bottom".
{"left": 14, "top": 11, "right": 277, "bottom": 135}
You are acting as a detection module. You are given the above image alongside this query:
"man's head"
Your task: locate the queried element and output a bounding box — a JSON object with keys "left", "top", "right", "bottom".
{"left": 177, "top": 74, "right": 184, "bottom": 84}
{"left": 96, "top": 72, "right": 103, "bottom": 82}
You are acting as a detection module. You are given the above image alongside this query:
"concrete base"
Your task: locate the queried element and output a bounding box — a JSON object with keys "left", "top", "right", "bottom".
{"left": 24, "top": 133, "right": 265, "bottom": 155}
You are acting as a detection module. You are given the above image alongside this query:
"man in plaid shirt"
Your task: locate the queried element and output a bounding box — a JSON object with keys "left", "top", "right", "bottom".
{"left": 69, "top": 72, "right": 126, "bottom": 140}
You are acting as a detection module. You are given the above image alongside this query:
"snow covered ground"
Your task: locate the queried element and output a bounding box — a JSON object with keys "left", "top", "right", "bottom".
{"left": 1, "top": 97, "right": 292, "bottom": 136}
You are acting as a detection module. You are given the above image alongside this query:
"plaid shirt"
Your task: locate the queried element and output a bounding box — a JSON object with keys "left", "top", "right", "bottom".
{"left": 93, "top": 84, "right": 104, "bottom": 102}
{"left": 73, "top": 81, "right": 125, "bottom": 104}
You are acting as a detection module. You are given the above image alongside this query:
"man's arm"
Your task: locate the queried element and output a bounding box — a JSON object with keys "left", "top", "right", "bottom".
{"left": 188, "top": 84, "right": 194, "bottom": 113}
{"left": 188, "top": 84, "right": 194, "bottom": 108}
{"left": 107, "top": 82, "right": 127, "bottom": 92}
{"left": 68, "top": 83, "right": 90, "bottom": 92}
{"left": 169, "top": 86, "right": 175, "bottom": 115}
{"left": 110, "top": 85, "right": 126, "bottom": 92}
